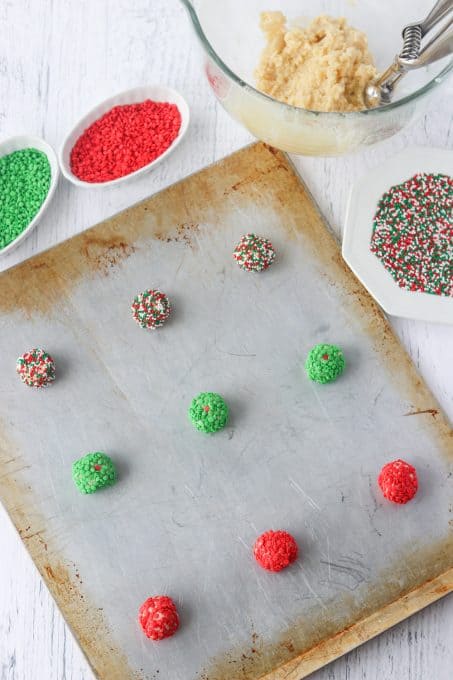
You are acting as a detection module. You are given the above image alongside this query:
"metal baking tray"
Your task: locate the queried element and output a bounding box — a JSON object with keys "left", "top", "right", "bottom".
{"left": 0, "top": 143, "right": 451, "bottom": 680}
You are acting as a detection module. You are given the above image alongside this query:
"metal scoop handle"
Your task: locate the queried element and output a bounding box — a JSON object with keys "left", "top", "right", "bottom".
{"left": 400, "top": 0, "right": 453, "bottom": 69}
{"left": 418, "top": 0, "right": 452, "bottom": 36}
{"left": 401, "top": 18, "right": 453, "bottom": 69}
{"left": 365, "top": 0, "right": 453, "bottom": 106}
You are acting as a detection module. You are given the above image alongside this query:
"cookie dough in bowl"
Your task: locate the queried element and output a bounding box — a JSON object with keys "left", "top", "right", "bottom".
{"left": 255, "top": 12, "right": 378, "bottom": 112}
{"left": 182, "top": 0, "right": 453, "bottom": 155}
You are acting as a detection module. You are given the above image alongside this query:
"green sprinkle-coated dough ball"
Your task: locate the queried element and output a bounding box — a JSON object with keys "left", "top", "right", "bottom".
{"left": 188, "top": 392, "right": 229, "bottom": 433}
{"left": 72, "top": 452, "right": 117, "bottom": 494}
{"left": 305, "top": 343, "right": 345, "bottom": 384}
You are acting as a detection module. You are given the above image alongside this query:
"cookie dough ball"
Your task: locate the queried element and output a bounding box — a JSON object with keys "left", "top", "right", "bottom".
{"left": 254, "top": 530, "right": 298, "bottom": 572}
{"left": 72, "top": 452, "right": 117, "bottom": 494}
{"left": 305, "top": 343, "right": 345, "bottom": 384}
{"left": 233, "top": 233, "right": 276, "bottom": 272}
{"left": 378, "top": 459, "right": 418, "bottom": 504}
{"left": 16, "top": 348, "right": 56, "bottom": 388}
{"left": 139, "top": 596, "right": 179, "bottom": 640}
{"left": 131, "top": 289, "right": 171, "bottom": 329}
{"left": 188, "top": 392, "right": 229, "bottom": 433}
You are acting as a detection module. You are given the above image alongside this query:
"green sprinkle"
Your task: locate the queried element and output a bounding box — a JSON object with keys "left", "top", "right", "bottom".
{"left": 72, "top": 452, "right": 117, "bottom": 494}
{"left": 0, "top": 148, "right": 51, "bottom": 250}
{"left": 188, "top": 392, "right": 229, "bottom": 433}
{"left": 305, "top": 343, "right": 345, "bottom": 384}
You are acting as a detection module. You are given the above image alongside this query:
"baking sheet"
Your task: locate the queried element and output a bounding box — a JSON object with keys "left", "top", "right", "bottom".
{"left": 0, "top": 143, "right": 451, "bottom": 680}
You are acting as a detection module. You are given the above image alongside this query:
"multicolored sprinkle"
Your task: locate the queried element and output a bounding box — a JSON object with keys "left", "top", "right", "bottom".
{"left": 370, "top": 173, "right": 453, "bottom": 297}
{"left": 188, "top": 392, "right": 229, "bottom": 433}
{"left": 72, "top": 452, "right": 117, "bottom": 494}
{"left": 233, "top": 233, "right": 276, "bottom": 272}
{"left": 131, "top": 289, "right": 171, "bottom": 329}
{"left": 16, "top": 348, "right": 56, "bottom": 388}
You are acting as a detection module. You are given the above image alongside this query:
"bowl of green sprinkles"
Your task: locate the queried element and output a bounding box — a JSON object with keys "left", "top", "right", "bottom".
{"left": 0, "top": 135, "right": 59, "bottom": 256}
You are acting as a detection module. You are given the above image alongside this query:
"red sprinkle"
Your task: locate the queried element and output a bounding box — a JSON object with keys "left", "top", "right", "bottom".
{"left": 138, "top": 596, "right": 179, "bottom": 641}
{"left": 93, "top": 464, "right": 102, "bottom": 471}
{"left": 253, "top": 530, "right": 298, "bottom": 572}
{"left": 70, "top": 100, "right": 182, "bottom": 183}
{"left": 378, "top": 459, "right": 418, "bottom": 504}
{"left": 322, "top": 354, "right": 329, "bottom": 360}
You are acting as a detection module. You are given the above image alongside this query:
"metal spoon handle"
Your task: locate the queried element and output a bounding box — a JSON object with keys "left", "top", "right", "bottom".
{"left": 409, "top": 17, "right": 453, "bottom": 67}
{"left": 398, "top": 17, "right": 453, "bottom": 71}
{"left": 365, "top": 0, "right": 453, "bottom": 106}
{"left": 420, "top": 0, "right": 452, "bottom": 36}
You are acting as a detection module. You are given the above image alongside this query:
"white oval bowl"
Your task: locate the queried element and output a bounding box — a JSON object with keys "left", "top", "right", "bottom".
{"left": 0, "top": 135, "right": 59, "bottom": 257}
{"left": 59, "top": 85, "right": 190, "bottom": 188}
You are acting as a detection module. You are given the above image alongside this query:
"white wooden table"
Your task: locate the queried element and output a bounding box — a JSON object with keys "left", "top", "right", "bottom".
{"left": 0, "top": 2, "right": 452, "bottom": 679}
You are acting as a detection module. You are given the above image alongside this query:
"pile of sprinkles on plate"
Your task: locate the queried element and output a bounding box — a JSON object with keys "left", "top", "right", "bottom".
{"left": 370, "top": 172, "right": 453, "bottom": 297}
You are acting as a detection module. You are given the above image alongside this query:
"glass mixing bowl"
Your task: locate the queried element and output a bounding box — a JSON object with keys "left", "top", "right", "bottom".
{"left": 180, "top": 0, "right": 453, "bottom": 156}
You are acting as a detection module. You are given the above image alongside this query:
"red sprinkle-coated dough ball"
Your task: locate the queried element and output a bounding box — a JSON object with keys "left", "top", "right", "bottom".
{"left": 138, "top": 596, "right": 179, "bottom": 640}
{"left": 253, "top": 530, "right": 298, "bottom": 572}
{"left": 378, "top": 459, "right": 418, "bottom": 504}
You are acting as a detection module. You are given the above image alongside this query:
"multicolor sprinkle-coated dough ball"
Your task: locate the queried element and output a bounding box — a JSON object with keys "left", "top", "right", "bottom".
{"left": 139, "top": 596, "right": 180, "bottom": 640}
{"left": 233, "top": 233, "right": 276, "bottom": 272}
{"left": 305, "top": 343, "right": 345, "bottom": 384}
{"left": 188, "top": 392, "right": 229, "bottom": 433}
{"left": 72, "top": 452, "right": 117, "bottom": 494}
{"left": 16, "top": 348, "right": 55, "bottom": 388}
{"left": 131, "top": 289, "right": 171, "bottom": 329}
{"left": 378, "top": 459, "right": 418, "bottom": 504}
{"left": 253, "top": 530, "right": 298, "bottom": 572}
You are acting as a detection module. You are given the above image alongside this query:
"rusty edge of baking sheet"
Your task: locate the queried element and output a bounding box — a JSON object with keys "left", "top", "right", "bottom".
{"left": 202, "top": 551, "right": 453, "bottom": 680}
{"left": 0, "top": 142, "right": 451, "bottom": 680}
{"left": 0, "top": 444, "right": 141, "bottom": 680}
{"left": 260, "top": 567, "right": 453, "bottom": 680}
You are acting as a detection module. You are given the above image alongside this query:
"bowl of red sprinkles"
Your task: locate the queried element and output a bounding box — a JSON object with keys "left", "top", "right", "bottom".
{"left": 59, "top": 85, "right": 189, "bottom": 187}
